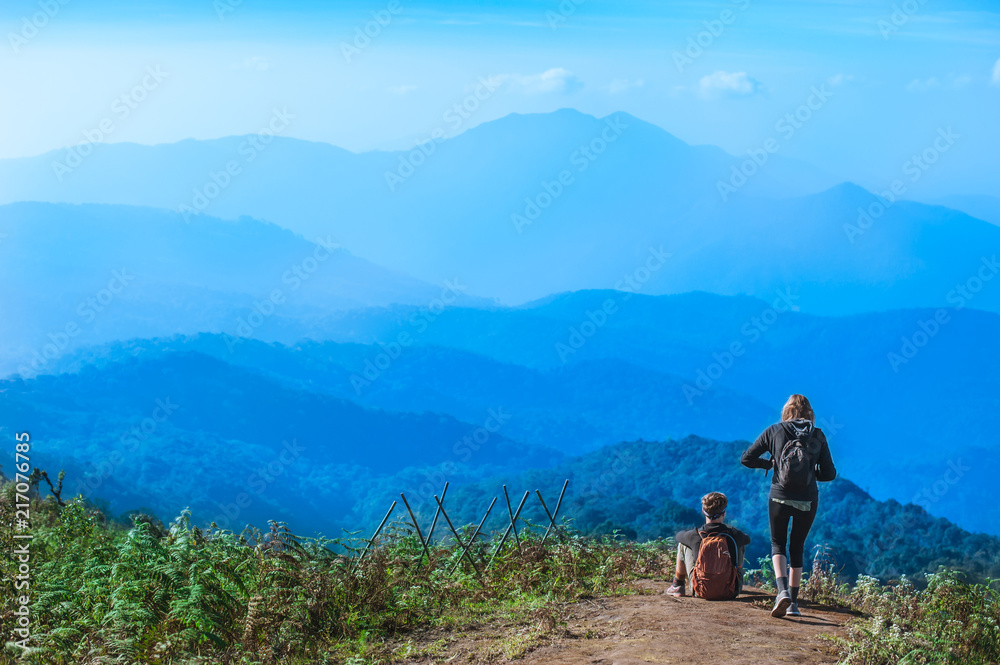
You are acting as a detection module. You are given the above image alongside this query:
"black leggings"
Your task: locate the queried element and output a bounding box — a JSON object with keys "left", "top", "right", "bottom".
{"left": 768, "top": 498, "right": 817, "bottom": 568}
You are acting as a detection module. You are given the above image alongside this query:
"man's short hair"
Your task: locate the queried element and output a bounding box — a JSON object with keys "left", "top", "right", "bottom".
{"left": 702, "top": 492, "right": 728, "bottom": 519}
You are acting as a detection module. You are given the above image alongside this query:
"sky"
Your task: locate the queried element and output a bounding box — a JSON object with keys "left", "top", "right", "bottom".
{"left": 1, "top": 0, "right": 998, "bottom": 197}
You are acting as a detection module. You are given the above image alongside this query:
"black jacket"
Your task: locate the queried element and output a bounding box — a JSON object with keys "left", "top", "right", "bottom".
{"left": 676, "top": 522, "right": 751, "bottom": 567}
{"left": 741, "top": 419, "right": 837, "bottom": 501}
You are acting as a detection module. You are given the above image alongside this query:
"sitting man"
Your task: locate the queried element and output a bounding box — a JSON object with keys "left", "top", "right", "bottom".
{"left": 666, "top": 492, "right": 751, "bottom": 600}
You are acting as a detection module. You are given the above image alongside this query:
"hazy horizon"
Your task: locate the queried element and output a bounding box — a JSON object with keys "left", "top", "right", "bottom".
{"left": 3, "top": 0, "right": 998, "bottom": 198}
{"left": 2, "top": 0, "right": 1000, "bottom": 576}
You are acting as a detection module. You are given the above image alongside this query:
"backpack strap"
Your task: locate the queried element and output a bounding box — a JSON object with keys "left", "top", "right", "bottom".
{"left": 697, "top": 530, "right": 741, "bottom": 566}
{"left": 720, "top": 532, "right": 741, "bottom": 567}
{"left": 764, "top": 453, "right": 778, "bottom": 478}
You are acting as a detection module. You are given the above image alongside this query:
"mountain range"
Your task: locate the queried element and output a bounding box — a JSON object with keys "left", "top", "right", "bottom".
{"left": 0, "top": 108, "right": 995, "bottom": 546}
{"left": 2, "top": 110, "right": 998, "bottom": 313}
{"left": 921, "top": 194, "right": 1000, "bottom": 226}
{"left": 436, "top": 437, "right": 1000, "bottom": 583}
{"left": 3, "top": 347, "right": 996, "bottom": 583}
{"left": 0, "top": 202, "right": 479, "bottom": 377}
{"left": 20, "top": 285, "right": 1000, "bottom": 537}
{"left": 0, "top": 351, "right": 562, "bottom": 535}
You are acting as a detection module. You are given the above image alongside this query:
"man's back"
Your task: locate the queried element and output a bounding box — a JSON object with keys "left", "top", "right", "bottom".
{"left": 676, "top": 522, "right": 750, "bottom": 567}
{"left": 667, "top": 492, "right": 751, "bottom": 600}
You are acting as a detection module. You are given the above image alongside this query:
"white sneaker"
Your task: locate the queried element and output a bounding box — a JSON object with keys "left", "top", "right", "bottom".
{"left": 771, "top": 591, "right": 792, "bottom": 618}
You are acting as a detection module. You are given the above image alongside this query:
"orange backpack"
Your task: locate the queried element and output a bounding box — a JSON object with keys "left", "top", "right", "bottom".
{"left": 691, "top": 531, "right": 739, "bottom": 600}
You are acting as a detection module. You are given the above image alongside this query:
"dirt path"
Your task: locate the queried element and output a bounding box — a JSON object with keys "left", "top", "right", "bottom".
{"left": 518, "top": 581, "right": 848, "bottom": 665}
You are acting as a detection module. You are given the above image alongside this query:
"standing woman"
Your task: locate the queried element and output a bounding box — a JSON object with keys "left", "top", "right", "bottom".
{"left": 741, "top": 394, "right": 836, "bottom": 618}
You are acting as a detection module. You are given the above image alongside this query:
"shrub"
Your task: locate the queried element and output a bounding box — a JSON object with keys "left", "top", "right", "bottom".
{"left": 833, "top": 571, "right": 1000, "bottom": 664}
{"left": 1, "top": 476, "right": 675, "bottom": 664}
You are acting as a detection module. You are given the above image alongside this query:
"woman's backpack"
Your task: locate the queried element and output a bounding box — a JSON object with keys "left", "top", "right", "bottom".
{"left": 776, "top": 435, "right": 816, "bottom": 494}
{"left": 691, "top": 531, "right": 739, "bottom": 600}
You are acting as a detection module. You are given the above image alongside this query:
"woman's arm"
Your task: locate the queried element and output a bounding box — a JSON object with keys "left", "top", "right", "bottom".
{"left": 815, "top": 432, "right": 837, "bottom": 481}
{"left": 741, "top": 429, "right": 773, "bottom": 469}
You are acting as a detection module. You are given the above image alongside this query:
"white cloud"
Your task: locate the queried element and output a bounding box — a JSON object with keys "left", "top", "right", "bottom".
{"left": 240, "top": 56, "right": 272, "bottom": 72}
{"left": 906, "top": 77, "right": 940, "bottom": 93}
{"left": 697, "top": 71, "right": 763, "bottom": 99}
{"left": 499, "top": 67, "right": 583, "bottom": 95}
{"left": 387, "top": 84, "right": 417, "bottom": 95}
{"left": 606, "top": 78, "right": 644, "bottom": 94}
{"left": 907, "top": 73, "right": 973, "bottom": 92}
{"left": 993, "top": 58, "right": 1000, "bottom": 86}
{"left": 827, "top": 73, "right": 854, "bottom": 87}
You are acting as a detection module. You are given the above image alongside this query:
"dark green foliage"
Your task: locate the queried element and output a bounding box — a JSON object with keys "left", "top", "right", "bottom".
{"left": 825, "top": 572, "right": 1000, "bottom": 664}
{"left": 5, "top": 474, "right": 1000, "bottom": 664}
{"left": 0, "top": 476, "right": 673, "bottom": 664}
{"left": 0, "top": 353, "right": 563, "bottom": 538}
{"left": 439, "top": 437, "right": 1000, "bottom": 583}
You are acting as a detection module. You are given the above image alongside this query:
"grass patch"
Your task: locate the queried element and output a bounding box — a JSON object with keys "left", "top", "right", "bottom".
{"left": 0, "top": 478, "right": 673, "bottom": 664}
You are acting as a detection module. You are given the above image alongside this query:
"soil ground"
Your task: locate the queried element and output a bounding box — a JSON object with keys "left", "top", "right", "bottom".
{"left": 404, "top": 580, "right": 851, "bottom": 664}
{"left": 517, "top": 580, "right": 849, "bottom": 665}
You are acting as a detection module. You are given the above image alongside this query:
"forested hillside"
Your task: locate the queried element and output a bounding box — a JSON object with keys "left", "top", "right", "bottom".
{"left": 434, "top": 437, "right": 1000, "bottom": 582}
{"left": 0, "top": 353, "right": 562, "bottom": 535}
{"left": 34, "top": 291, "right": 1000, "bottom": 538}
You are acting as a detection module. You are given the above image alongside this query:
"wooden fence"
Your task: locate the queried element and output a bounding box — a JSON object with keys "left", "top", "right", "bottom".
{"left": 354, "top": 479, "right": 571, "bottom": 574}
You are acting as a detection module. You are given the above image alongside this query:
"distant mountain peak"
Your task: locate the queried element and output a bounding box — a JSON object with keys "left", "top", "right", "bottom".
{"left": 815, "top": 181, "right": 875, "bottom": 199}
{"left": 458, "top": 107, "right": 687, "bottom": 147}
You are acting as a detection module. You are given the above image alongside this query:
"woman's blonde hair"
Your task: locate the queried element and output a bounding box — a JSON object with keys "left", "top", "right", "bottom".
{"left": 781, "top": 394, "right": 814, "bottom": 422}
